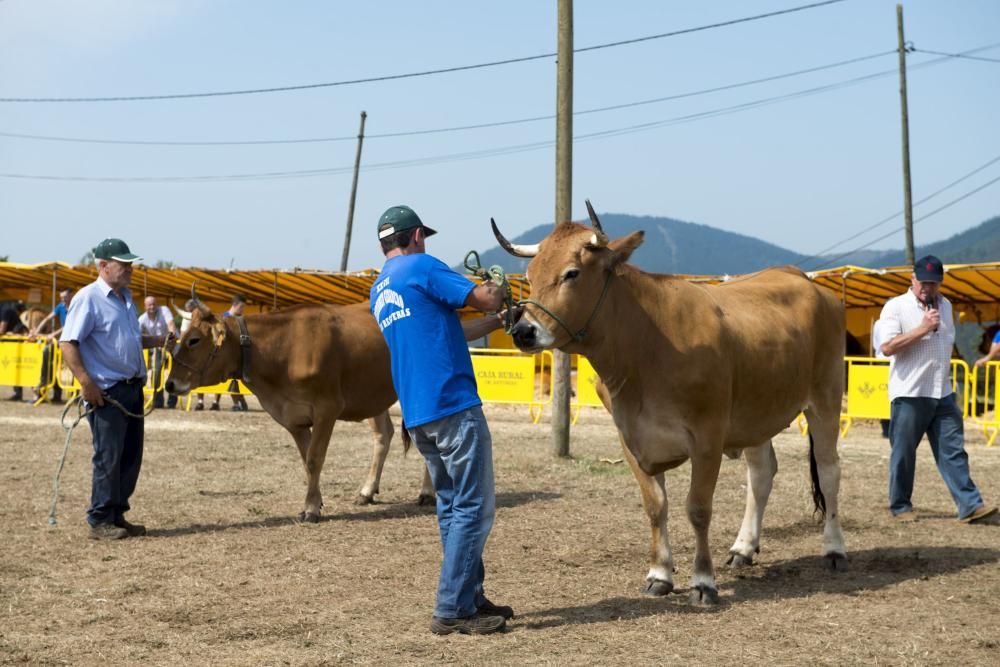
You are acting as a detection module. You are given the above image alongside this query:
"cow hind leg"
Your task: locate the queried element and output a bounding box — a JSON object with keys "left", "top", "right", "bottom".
{"left": 619, "top": 439, "right": 674, "bottom": 597}
{"left": 727, "top": 440, "right": 778, "bottom": 568}
{"left": 356, "top": 412, "right": 393, "bottom": 505}
{"left": 804, "top": 406, "right": 848, "bottom": 571}
{"left": 687, "top": 451, "right": 723, "bottom": 606}
{"left": 417, "top": 463, "right": 435, "bottom": 506}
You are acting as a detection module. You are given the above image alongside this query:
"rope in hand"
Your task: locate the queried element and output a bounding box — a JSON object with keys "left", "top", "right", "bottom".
{"left": 464, "top": 250, "right": 517, "bottom": 333}
{"left": 47, "top": 385, "right": 156, "bottom": 527}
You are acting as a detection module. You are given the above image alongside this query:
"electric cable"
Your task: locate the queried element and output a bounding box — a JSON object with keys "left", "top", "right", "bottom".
{"left": 0, "top": 1, "right": 848, "bottom": 103}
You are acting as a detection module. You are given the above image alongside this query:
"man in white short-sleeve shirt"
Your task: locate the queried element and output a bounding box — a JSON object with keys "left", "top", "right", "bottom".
{"left": 879, "top": 255, "right": 996, "bottom": 524}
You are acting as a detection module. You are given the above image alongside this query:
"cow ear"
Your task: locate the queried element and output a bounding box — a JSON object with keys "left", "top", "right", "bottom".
{"left": 607, "top": 231, "right": 644, "bottom": 271}
{"left": 211, "top": 321, "right": 227, "bottom": 347}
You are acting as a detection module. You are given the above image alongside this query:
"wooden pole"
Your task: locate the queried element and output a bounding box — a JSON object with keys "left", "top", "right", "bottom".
{"left": 340, "top": 111, "right": 368, "bottom": 272}
{"left": 551, "top": 0, "right": 573, "bottom": 457}
{"left": 897, "top": 4, "right": 915, "bottom": 265}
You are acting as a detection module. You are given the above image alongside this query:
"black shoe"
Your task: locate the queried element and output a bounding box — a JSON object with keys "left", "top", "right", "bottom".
{"left": 114, "top": 518, "right": 147, "bottom": 537}
{"left": 230, "top": 405, "right": 246, "bottom": 412}
{"left": 209, "top": 403, "right": 220, "bottom": 411}
{"left": 478, "top": 597, "right": 514, "bottom": 620}
{"left": 430, "top": 612, "right": 506, "bottom": 636}
{"left": 6, "top": 394, "right": 22, "bottom": 402}
{"left": 194, "top": 402, "right": 205, "bottom": 411}
{"left": 88, "top": 523, "right": 128, "bottom": 540}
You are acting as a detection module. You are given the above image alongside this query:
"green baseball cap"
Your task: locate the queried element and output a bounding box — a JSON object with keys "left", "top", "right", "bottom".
{"left": 93, "top": 238, "right": 143, "bottom": 263}
{"left": 377, "top": 205, "right": 437, "bottom": 240}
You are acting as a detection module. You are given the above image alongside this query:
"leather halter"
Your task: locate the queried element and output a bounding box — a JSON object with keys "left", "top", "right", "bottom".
{"left": 171, "top": 315, "right": 252, "bottom": 386}
{"left": 518, "top": 270, "right": 613, "bottom": 343}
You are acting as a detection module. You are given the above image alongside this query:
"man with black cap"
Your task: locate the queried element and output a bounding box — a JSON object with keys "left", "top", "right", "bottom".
{"left": 879, "top": 255, "right": 997, "bottom": 524}
{"left": 0, "top": 299, "right": 28, "bottom": 400}
{"left": 370, "top": 205, "right": 513, "bottom": 635}
{"left": 60, "top": 238, "right": 175, "bottom": 540}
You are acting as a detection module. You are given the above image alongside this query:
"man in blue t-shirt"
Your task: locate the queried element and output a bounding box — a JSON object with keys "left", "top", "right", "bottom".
{"left": 30, "top": 287, "right": 75, "bottom": 403}
{"left": 371, "top": 204, "right": 511, "bottom": 636}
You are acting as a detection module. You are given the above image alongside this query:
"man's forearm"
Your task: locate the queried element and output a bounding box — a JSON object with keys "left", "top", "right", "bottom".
{"left": 461, "top": 315, "right": 503, "bottom": 342}
{"left": 59, "top": 342, "right": 92, "bottom": 387}
{"left": 881, "top": 326, "right": 930, "bottom": 357}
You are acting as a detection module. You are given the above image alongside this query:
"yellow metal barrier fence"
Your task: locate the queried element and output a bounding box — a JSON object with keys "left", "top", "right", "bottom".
{"left": 470, "top": 348, "right": 552, "bottom": 423}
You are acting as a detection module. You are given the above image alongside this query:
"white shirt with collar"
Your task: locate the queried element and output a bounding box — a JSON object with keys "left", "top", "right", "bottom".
{"left": 879, "top": 289, "right": 954, "bottom": 401}
{"left": 138, "top": 305, "right": 174, "bottom": 337}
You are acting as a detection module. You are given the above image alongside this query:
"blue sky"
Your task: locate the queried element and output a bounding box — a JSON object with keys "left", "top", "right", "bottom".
{"left": 2, "top": 0, "right": 998, "bottom": 271}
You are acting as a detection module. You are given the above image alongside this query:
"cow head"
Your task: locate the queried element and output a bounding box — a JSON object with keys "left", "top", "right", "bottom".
{"left": 164, "top": 304, "right": 232, "bottom": 394}
{"left": 494, "top": 200, "right": 644, "bottom": 351}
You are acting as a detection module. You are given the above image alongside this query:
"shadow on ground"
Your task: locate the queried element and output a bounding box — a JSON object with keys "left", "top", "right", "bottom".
{"left": 147, "top": 490, "right": 561, "bottom": 538}
{"left": 518, "top": 545, "right": 1000, "bottom": 629}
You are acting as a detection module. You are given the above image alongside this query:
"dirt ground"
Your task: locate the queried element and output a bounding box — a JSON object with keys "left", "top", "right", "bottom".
{"left": 2, "top": 396, "right": 999, "bottom": 666}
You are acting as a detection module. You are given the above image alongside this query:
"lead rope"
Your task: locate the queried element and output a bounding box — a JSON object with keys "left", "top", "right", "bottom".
{"left": 47, "top": 364, "right": 160, "bottom": 526}
{"left": 464, "top": 251, "right": 516, "bottom": 333}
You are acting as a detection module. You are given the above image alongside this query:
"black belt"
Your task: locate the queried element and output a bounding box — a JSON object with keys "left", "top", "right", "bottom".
{"left": 118, "top": 377, "right": 145, "bottom": 385}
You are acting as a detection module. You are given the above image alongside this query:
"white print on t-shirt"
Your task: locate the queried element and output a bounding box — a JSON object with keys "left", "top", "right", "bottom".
{"left": 372, "top": 287, "right": 411, "bottom": 331}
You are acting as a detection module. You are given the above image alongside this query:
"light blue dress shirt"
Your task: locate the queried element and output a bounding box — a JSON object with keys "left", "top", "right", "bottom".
{"left": 60, "top": 276, "right": 146, "bottom": 390}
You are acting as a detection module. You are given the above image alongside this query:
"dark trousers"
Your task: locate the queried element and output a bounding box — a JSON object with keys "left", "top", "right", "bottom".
{"left": 39, "top": 341, "right": 62, "bottom": 402}
{"left": 86, "top": 381, "right": 144, "bottom": 527}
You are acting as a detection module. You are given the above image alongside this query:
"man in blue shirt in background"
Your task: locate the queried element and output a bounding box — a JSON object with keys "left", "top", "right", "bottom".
{"left": 371, "top": 205, "right": 511, "bottom": 635}
{"left": 60, "top": 239, "right": 174, "bottom": 540}
{"left": 31, "top": 287, "right": 74, "bottom": 403}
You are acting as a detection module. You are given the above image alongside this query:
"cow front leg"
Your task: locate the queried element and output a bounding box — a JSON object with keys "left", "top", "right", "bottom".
{"left": 728, "top": 440, "right": 778, "bottom": 567}
{"left": 687, "top": 451, "right": 722, "bottom": 605}
{"left": 356, "top": 412, "right": 393, "bottom": 505}
{"left": 620, "top": 439, "right": 674, "bottom": 596}
{"left": 299, "top": 418, "right": 336, "bottom": 523}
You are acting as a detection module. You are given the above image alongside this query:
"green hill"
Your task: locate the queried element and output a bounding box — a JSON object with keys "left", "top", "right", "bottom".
{"left": 470, "top": 213, "right": 1000, "bottom": 275}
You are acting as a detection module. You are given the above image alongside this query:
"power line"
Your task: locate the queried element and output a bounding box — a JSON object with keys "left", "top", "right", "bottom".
{"left": 0, "top": 49, "right": 896, "bottom": 146}
{"left": 911, "top": 48, "right": 1000, "bottom": 64}
{"left": 798, "top": 153, "right": 1000, "bottom": 269}
{"left": 807, "top": 172, "right": 1000, "bottom": 270}
{"left": 0, "top": 0, "right": 848, "bottom": 103}
{"left": 1, "top": 43, "right": 993, "bottom": 184}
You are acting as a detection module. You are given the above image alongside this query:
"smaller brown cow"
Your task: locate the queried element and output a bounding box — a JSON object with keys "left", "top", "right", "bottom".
{"left": 165, "top": 302, "right": 433, "bottom": 520}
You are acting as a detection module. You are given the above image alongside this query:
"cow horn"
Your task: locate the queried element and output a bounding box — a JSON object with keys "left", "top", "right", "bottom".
{"left": 585, "top": 199, "right": 604, "bottom": 233}
{"left": 491, "top": 218, "right": 539, "bottom": 258}
{"left": 191, "top": 281, "right": 200, "bottom": 304}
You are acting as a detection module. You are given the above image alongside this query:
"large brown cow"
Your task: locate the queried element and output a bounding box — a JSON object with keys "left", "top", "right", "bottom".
{"left": 493, "top": 201, "right": 847, "bottom": 605}
{"left": 164, "top": 302, "right": 433, "bottom": 521}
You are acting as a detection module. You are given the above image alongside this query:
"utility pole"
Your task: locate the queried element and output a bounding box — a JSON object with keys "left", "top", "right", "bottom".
{"left": 552, "top": 0, "right": 573, "bottom": 457}
{"left": 340, "top": 111, "right": 367, "bottom": 272}
{"left": 896, "top": 4, "right": 915, "bottom": 265}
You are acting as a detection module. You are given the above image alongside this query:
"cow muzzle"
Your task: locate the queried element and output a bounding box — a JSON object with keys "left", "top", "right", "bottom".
{"left": 511, "top": 316, "right": 555, "bottom": 352}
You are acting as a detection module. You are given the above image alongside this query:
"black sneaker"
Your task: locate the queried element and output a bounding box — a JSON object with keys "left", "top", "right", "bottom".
{"left": 430, "top": 612, "right": 506, "bottom": 636}
{"left": 209, "top": 403, "right": 220, "bottom": 411}
{"left": 194, "top": 402, "right": 205, "bottom": 411}
{"left": 478, "top": 597, "right": 514, "bottom": 620}
{"left": 114, "top": 518, "right": 147, "bottom": 537}
{"left": 88, "top": 523, "right": 128, "bottom": 540}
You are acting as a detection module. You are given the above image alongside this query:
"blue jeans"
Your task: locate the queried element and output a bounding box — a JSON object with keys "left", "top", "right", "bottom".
{"left": 409, "top": 406, "right": 496, "bottom": 619}
{"left": 889, "top": 394, "right": 984, "bottom": 519}
{"left": 86, "top": 381, "right": 145, "bottom": 527}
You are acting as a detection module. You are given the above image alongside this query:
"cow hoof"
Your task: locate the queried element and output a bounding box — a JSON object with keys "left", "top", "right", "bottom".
{"left": 641, "top": 579, "right": 674, "bottom": 597}
{"left": 688, "top": 584, "right": 719, "bottom": 607}
{"left": 354, "top": 494, "right": 375, "bottom": 506}
{"left": 726, "top": 552, "right": 754, "bottom": 568}
{"left": 823, "top": 552, "right": 848, "bottom": 572}
{"left": 297, "top": 511, "right": 321, "bottom": 524}
{"left": 416, "top": 493, "right": 435, "bottom": 506}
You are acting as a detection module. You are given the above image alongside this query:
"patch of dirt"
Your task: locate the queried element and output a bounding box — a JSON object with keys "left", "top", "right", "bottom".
{"left": 2, "top": 398, "right": 999, "bottom": 665}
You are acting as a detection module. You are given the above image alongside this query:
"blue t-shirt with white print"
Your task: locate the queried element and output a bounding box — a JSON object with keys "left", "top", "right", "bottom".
{"left": 370, "top": 253, "right": 479, "bottom": 428}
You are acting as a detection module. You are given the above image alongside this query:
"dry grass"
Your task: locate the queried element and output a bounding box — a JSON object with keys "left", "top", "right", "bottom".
{"left": 2, "top": 398, "right": 999, "bottom": 666}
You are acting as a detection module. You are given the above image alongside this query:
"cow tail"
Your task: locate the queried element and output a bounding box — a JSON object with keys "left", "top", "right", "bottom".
{"left": 401, "top": 419, "right": 412, "bottom": 456}
{"left": 808, "top": 432, "right": 827, "bottom": 520}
